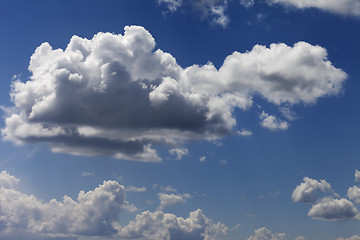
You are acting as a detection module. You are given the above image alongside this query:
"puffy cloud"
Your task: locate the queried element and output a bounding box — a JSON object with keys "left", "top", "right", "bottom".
{"left": 127, "top": 186, "right": 147, "bottom": 192}
{"left": 0, "top": 170, "right": 20, "bottom": 189}
{"left": 0, "top": 173, "right": 129, "bottom": 238}
{"left": 355, "top": 170, "right": 360, "bottom": 184}
{"left": 308, "top": 197, "right": 360, "bottom": 221}
{"left": 247, "top": 227, "right": 306, "bottom": 240}
{"left": 259, "top": 111, "right": 289, "bottom": 130}
{"left": 0, "top": 171, "right": 225, "bottom": 240}
{"left": 337, "top": 235, "right": 360, "bottom": 240}
{"left": 119, "top": 209, "right": 228, "bottom": 240}
{"left": 266, "top": 0, "right": 360, "bottom": 16}
{"left": 292, "top": 177, "right": 332, "bottom": 203}
{"left": 247, "top": 227, "right": 286, "bottom": 240}
{"left": 169, "top": 147, "right": 189, "bottom": 160}
{"left": 158, "top": 192, "right": 191, "bottom": 210}
{"left": 2, "top": 26, "right": 347, "bottom": 162}
{"left": 199, "top": 156, "right": 207, "bottom": 162}
{"left": 347, "top": 186, "right": 360, "bottom": 204}
{"left": 293, "top": 172, "right": 360, "bottom": 222}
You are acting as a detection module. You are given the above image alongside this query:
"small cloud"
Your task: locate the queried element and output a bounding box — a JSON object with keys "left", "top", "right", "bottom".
{"left": 292, "top": 177, "right": 332, "bottom": 203}
{"left": 280, "top": 106, "right": 298, "bottom": 121}
{"left": 122, "top": 203, "right": 139, "bottom": 212}
{"left": 240, "top": 0, "right": 254, "bottom": 8}
{"left": 256, "top": 13, "right": 267, "bottom": 22}
{"left": 169, "top": 147, "right": 189, "bottom": 160}
{"left": 158, "top": 192, "right": 191, "bottom": 210}
{"left": 259, "top": 111, "right": 289, "bottom": 131}
{"left": 153, "top": 184, "right": 178, "bottom": 192}
{"left": 355, "top": 170, "right": 360, "bottom": 184}
{"left": 247, "top": 227, "right": 286, "bottom": 240}
{"left": 231, "top": 223, "right": 241, "bottom": 231}
{"left": 81, "top": 171, "right": 94, "bottom": 177}
{"left": 199, "top": 156, "right": 207, "bottom": 162}
{"left": 308, "top": 197, "right": 360, "bottom": 221}
{"left": 337, "top": 235, "right": 360, "bottom": 240}
{"left": 237, "top": 129, "right": 253, "bottom": 136}
{"left": 220, "top": 159, "right": 228, "bottom": 165}
{"left": 163, "top": 185, "right": 178, "bottom": 192}
{"left": 127, "top": 186, "right": 147, "bottom": 192}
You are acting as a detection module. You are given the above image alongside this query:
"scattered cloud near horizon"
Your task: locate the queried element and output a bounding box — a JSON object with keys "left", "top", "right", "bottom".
{"left": 247, "top": 227, "right": 305, "bottom": 240}
{"left": 2, "top": 170, "right": 359, "bottom": 239}
{"left": 1, "top": 26, "right": 346, "bottom": 162}
{"left": 0, "top": 170, "right": 226, "bottom": 240}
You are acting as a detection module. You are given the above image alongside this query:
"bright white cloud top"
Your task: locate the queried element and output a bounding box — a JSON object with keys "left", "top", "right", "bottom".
{"left": 1, "top": 25, "right": 347, "bottom": 161}
{"left": 292, "top": 177, "right": 332, "bottom": 203}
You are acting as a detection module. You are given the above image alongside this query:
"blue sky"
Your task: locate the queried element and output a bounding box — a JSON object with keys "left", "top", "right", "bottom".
{"left": 1, "top": 0, "right": 360, "bottom": 239}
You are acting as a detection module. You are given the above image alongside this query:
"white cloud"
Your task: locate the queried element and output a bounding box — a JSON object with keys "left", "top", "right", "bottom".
{"left": 0, "top": 171, "right": 225, "bottom": 240}
{"left": 247, "top": 227, "right": 305, "bottom": 240}
{"left": 127, "top": 186, "right": 147, "bottom": 192}
{"left": 158, "top": 0, "right": 182, "bottom": 12}
{"left": 279, "top": 106, "right": 297, "bottom": 121}
{"left": 308, "top": 197, "right": 360, "bottom": 221}
{"left": 0, "top": 172, "right": 128, "bottom": 238}
{"left": 237, "top": 128, "right": 253, "bottom": 136}
{"left": 81, "top": 171, "right": 94, "bottom": 176}
{"left": 219, "top": 159, "right": 228, "bottom": 165}
{"left": 153, "top": 184, "right": 178, "bottom": 192}
{"left": 259, "top": 111, "right": 289, "bottom": 130}
{"left": 337, "top": 235, "right": 360, "bottom": 240}
{"left": 266, "top": 0, "right": 360, "bottom": 16}
{"left": 119, "top": 209, "right": 228, "bottom": 240}
{"left": 292, "top": 177, "right": 332, "bottom": 203}
{"left": 347, "top": 185, "right": 360, "bottom": 204}
{"left": 158, "top": 192, "right": 191, "bottom": 210}
{"left": 158, "top": 0, "right": 230, "bottom": 27}
{"left": 295, "top": 237, "right": 306, "bottom": 240}
{"left": 0, "top": 170, "right": 20, "bottom": 189}
{"left": 355, "top": 170, "right": 360, "bottom": 184}
{"left": 200, "top": 156, "right": 207, "bottom": 162}
{"left": 247, "top": 227, "right": 286, "bottom": 240}
{"left": 240, "top": 0, "right": 255, "bottom": 8}
{"left": 169, "top": 147, "right": 189, "bottom": 160}
{"left": 2, "top": 26, "right": 347, "bottom": 162}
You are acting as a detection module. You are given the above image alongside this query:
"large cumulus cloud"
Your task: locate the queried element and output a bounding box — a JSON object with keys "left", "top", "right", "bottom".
{"left": 1, "top": 26, "right": 347, "bottom": 161}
